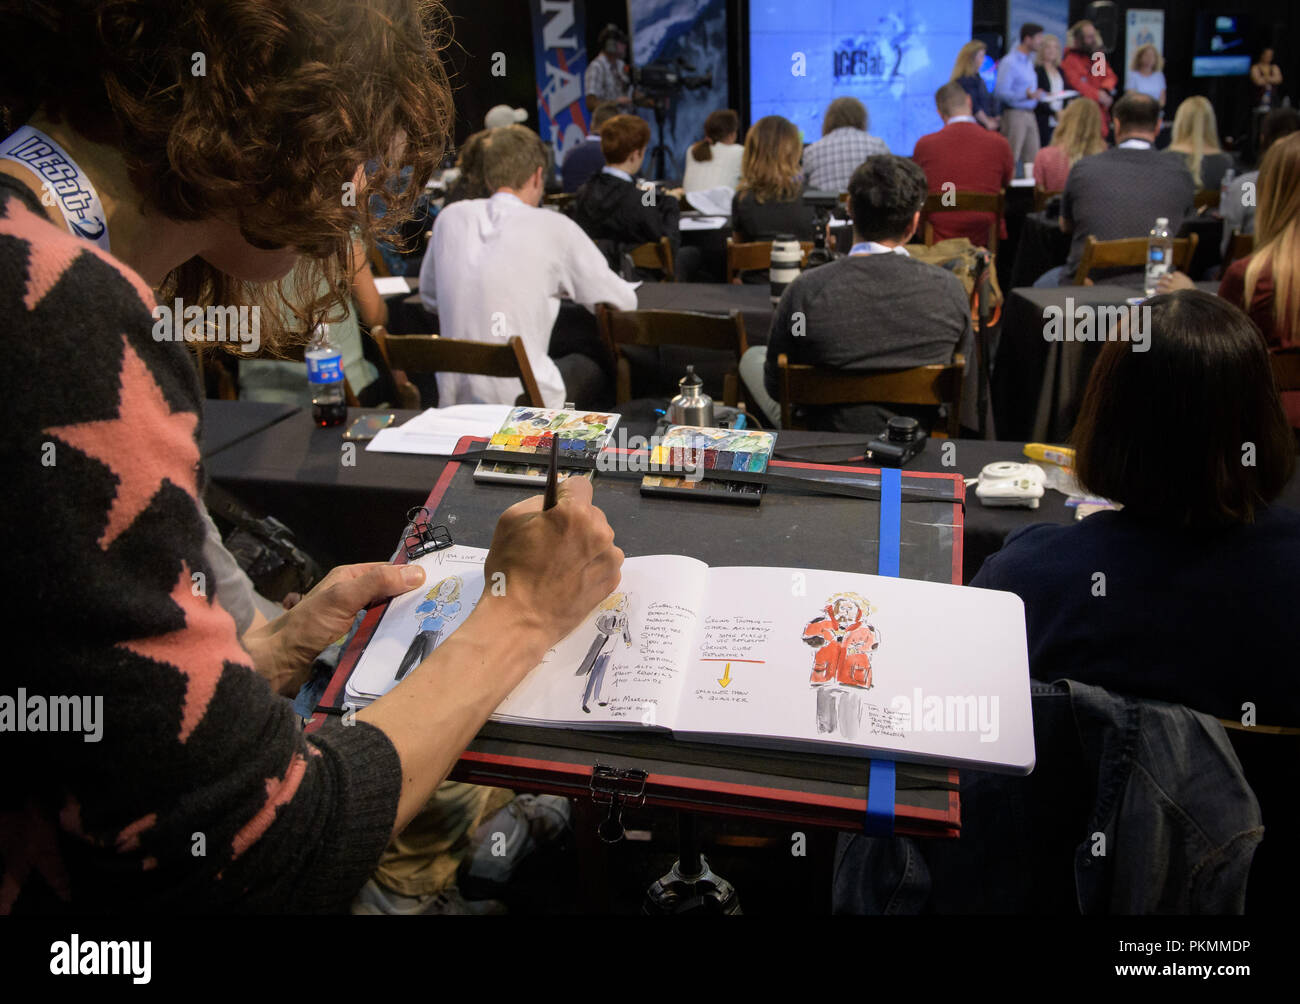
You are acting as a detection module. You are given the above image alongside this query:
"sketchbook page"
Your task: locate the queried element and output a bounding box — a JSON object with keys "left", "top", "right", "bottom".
{"left": 491, "top": 554, "right": 709, "bottom": 729}
{"left": 344, "top": 546, "right": 490, "bottom": 705}
{"left": 671, "top": 566, "right": 1034, "bottom": 773}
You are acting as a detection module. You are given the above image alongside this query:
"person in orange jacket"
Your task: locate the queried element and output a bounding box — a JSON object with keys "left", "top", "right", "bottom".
{"left": 802, "top": 592, "right": 880, "bottom": 737}
{"left": 1061, "top": 20, "right": 1118, "bottom": 139}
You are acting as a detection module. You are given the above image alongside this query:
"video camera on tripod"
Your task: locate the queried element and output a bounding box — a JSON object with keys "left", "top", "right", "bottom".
{"left": 631, "top": 58, "right": 713, "bottom": 102}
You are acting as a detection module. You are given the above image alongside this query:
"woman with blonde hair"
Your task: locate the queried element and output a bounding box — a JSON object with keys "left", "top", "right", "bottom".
{"left": 1165, "top": 95, "right": 1234, "bottom": 189}
{"left": 731, "top": 115, "right": 815, "bottom": 243}
{"left": 1033, "top": 33, "right": 1066, "bottom": 147}
{"left": 1032, "top": 97, "right": 1106, "bottom": 192}
{"left": 950, "top": 40, "right": 999, "bottom": 130}
{"left": 1128, "top": 43, "right": 1166, "bottom": 107}
{"left": 1160, "top": 132, "right": 1300, "bottom": 424}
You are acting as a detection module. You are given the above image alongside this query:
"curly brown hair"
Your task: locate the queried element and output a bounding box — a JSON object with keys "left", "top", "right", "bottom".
{"left": 0, "top": 0, "right": 454, "bottom": 353}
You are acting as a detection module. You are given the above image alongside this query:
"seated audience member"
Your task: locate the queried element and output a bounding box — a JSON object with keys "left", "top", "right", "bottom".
{"left": 1165, "top": 96, "right": 1235, "bottom": 191}
{"left": 485, "top": 103, "right": 558, "bottom": 192}
{"left": 1221, "top": 107, "right": 1300, "bottom": 252}
{"left": 911, "top": 82, "right": 1014, "bottom": 246}
{"left": 0, "top": 0, "right": 624, "bottom": 914}
{"left": 421, "top": 124, "right": 637, "bottom": 408}
{"left": 740, "top": 155, "right": 970, "bottom": 432}
{"left": 1162, "top": 132, "right": 1300, "bottom": 425}
{"left": 972, "top": 290, "right": 1298, "bottom": 726}
{"left": 441, "top": 128, "right": 493, "bottom": 207}
{"left": 1127, "top": 42, "right": 1167, "bottom": 107}
{"left": 571, "top": 113, "right": 701, "bottom": 280}
{"left": 1061, "top": 19, "right": 1118, "bottom": 138}
{"left": 801, "top": 97, "right": 889, "bottom": 192}
{"left": 1032, "top": 98, "right": 1105, "bottom": 194}
{"left": 994, "top": 22, "right": 1046, "bottom": 171}
{"left": 950, "top": 40, "right": 999, "bottom": 131}
{"left": 731, "top": 115, "right": 817, "bottom": 245}
{"left": 682, "top": 108, "right": 744, "bottom": 192}
{"left": 562, "top": 101, "right": 619, "bottom": 194}
{"left": 1035, "top": 92, "right": 1194, "bottom": 287}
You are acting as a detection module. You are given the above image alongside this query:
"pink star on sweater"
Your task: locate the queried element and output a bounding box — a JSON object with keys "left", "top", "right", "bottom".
{"left": 44, "top": 336, "right": 199, "bottom": 550}
{"left": 120, "top": 561, "right": 251, "bottom": 743}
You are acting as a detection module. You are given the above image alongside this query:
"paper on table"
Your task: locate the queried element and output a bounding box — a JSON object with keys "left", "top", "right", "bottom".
{"left": 365, "top": 403, "right": 513, "bottom": 455}
{"left": 1039, "top": 89, "right": 1078, "bottom": 102}
{"left": 679, "top": 216, "right": 729, "bottom": 231}
{"left": 373, "top": 276, "right": 413, "bottom": 296}
{"left": 685, "top": 186, "right": 734, "bottom": 217}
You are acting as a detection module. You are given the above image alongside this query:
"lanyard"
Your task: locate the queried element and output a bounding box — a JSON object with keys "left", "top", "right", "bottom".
{"left": 0, "top": 124, "right": 111, "bottom": 251}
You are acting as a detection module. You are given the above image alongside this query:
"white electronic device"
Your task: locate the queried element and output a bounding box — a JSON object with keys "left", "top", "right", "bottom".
{"left": 973, "top": 462, "right": 1047, "bottom": 508}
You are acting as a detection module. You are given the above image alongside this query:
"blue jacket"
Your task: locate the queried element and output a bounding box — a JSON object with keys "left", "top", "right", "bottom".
{"left": 833, "top": 680, "right": 1263, "bottom": 914}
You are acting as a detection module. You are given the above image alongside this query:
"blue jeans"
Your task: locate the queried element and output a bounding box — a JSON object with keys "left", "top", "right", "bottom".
{"left": 1033, "top": 265, "right": 1066, "bottom": 288}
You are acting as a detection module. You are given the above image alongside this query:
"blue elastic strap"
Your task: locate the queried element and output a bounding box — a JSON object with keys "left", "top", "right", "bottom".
{"left": 865, "top": 466, "right": 903, "bottom": 835}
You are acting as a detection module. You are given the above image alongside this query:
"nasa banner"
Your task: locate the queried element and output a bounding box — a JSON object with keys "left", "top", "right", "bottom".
{"left": 529, "top": 0, "right": 590, "bottom": 167}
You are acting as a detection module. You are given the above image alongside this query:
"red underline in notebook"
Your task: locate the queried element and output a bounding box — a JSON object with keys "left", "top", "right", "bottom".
{"left": 698, "top": 659, "right": 766, "bottom": 663}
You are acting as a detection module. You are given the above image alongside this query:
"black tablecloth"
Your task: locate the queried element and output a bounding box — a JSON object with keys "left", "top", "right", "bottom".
{"left": 199, "top": 400, "right": 300, "bottom": 457}
{"left": 993, "top": 282, "right": 1220, "bottom": 442}
{"left": 635, "top": 282, "right": 775, "bottom": 342}
{"left": 204, "top": 403, "right": 1300, "bottom": 585}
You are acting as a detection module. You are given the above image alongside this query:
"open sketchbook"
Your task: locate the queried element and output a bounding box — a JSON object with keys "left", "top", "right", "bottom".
{"left": 344, "top": 546, "right": 1034, "bottom": 773}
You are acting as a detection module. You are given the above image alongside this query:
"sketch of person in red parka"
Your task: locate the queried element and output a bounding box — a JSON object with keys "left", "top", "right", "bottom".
{"left": 802, "top": 592, "right": 879, "bottom": 737}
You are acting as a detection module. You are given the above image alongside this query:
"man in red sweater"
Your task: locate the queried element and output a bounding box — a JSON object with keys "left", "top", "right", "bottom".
{"left": 1061, "top": 20, "right": 1118, "bottom": 138}
{"left": 911, "top": 82, "right": 1014, "bottom": 247}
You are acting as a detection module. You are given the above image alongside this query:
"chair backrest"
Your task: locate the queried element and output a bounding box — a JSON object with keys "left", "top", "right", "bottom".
{"left": 1225, "top": 230, "right": 1255, "bottom": 268}
{"left": 1272, "top": 348, "right": 1300, "bottom": 394}
{"left": 724, "top": 237, "right": 814, "bottom": 282}
{"left": 1073, "top": 233, "right": 1198, "bottom": 285}
{"left": 775, "top": 353, "right": 965, "bottom": 436}
{"left": 921, "top": 190, "right": 1005, "bottom": 252}
{"left": 370, "top": 329, "right": 545, "bottom": 407}
{"left": 628, "top": 236, "right": 675, "bottom": 281}
{"left": 1033, "top": 188, "right": 1063, "bottom": 213}
{"left": 596, "top": 305, "right": 748, "bottom": 405}
{"left": 1194, "top": 189, "right": 1221, "bottom": 211}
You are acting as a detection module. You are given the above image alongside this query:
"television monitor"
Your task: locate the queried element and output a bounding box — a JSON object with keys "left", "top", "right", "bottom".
{"left": 1192, "top": 13, "right": 1252, "bottom": 77}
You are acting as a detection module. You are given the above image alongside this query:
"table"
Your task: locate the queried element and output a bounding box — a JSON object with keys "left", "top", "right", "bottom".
{"left": 993, "top": 281, "right": 1219, "bottom": 442}
{"left": 635, "top": 281, "right": 775, "bottom": 342}
{"left": 200, "top": 404, "right": 1112, "bottom": 584}
{"left": 199, "top": 400, "right": 300, "bottom": 456}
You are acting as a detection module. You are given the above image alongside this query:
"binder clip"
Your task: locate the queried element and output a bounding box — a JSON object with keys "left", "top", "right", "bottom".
{"left": 589, "top": 764, "right": 647, "bottom": 844}
{"left": 401, "top": 506, "right": 453, "bottom": 560}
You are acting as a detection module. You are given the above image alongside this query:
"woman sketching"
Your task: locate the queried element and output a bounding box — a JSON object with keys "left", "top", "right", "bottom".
{"left": 394, "top": 576, "right": 463, "bottom": 681}
{"left": 575, "top": 593, "right": 633, "bottom": 712}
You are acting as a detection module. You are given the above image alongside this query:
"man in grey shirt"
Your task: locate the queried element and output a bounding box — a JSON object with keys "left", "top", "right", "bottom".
{"left": 1036, "top": 92, "right": 1194, "bottom": 286}
{"left": 739, "top": 155, "right": 971, "bottom": 432}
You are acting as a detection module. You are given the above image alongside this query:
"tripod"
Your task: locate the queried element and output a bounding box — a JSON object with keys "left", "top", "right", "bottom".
{"left": 642, "top": 94, "right": 674, "bottom": 181}
{"left": 643, "top": 812, "right": 741, "bottom": 915}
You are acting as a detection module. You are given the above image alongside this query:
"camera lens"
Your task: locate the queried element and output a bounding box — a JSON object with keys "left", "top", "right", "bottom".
{"left": 885, "top": 416, "right": 919, "bottom": 443}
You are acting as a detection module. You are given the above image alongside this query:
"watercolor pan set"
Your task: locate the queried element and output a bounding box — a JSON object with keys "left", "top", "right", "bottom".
{"left": 473, "top": 407, "right": 620, "bottom": 486}
{"left": 641, "top": 426, "right": 777, "bottom": 504}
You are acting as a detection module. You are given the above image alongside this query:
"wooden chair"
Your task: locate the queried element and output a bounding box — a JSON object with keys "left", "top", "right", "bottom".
{"left": 775, "top": 354, "right": 966, "bottom": 437}
{"left": 596, "top": 305, "right": 748, "bottom": 405}
{"left": 1194, "top": 189, "right": 1221, "bottom": 211}
{"left": 921, "top": 190, "right": 1005, "bottom": 253}
{"left": 724, "top": 237, "right": 814, "bottom": 283}
{"left": 370, "top": 328, "right": 545, "bottom": 408}
{"left": 1033, "top": 188, "right": 1063, "bottom": 213}
{"left": 1225, "top": 230, "right": 1255, "bottom": 268}
{"left": 1271, "top": 348, "right": 1300, "bottom": 394}
{"left": 627, "top": 236, "right": 675, "bottom": 281}
{"left": 543, "top": 192, "right": 575, "bottom": 212}
{"left": 1072, "top": 233, "right": 1198, "bottom": 285}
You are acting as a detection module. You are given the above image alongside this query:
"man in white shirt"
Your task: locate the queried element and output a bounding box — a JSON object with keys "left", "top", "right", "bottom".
{"left": 419, "top": 125, "right": 638, "bottom": 408}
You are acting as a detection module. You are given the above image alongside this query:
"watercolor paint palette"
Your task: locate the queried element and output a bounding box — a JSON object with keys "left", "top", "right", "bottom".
{"left": 473, "top": 407, "right": 620, "bottom": 486}
{"left": 641, "top": 426, "right": 776, "bottom": 505}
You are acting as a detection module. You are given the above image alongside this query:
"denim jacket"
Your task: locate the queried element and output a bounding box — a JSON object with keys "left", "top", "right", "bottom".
{"left": 833, "top": 680, "right": 1263, "bottom": 914}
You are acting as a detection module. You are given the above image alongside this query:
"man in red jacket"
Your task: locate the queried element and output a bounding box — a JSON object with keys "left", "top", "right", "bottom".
{"left": 911, "top": 82, "right": 1014, "bottom": 247}
{"left": 802, "top": 592, "right": 880, "bottom": 737}
{"left": 1061, "top": 20, "right": 1118, "bottom": 138}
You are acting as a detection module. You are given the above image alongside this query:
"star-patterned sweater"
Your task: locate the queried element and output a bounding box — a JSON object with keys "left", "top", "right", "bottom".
{"left": 0, "top": 176, "right": 402, "bottom": 913}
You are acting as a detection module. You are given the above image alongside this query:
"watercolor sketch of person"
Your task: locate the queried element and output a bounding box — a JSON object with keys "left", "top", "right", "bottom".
{"left": 394, "top": 575, "right": 464, "bottom": 682}
{"left": 574, "top": 592, "right": 633, "bottom": 713}
{"left": 801, "top": 591, "right": 879, "bottom": 738}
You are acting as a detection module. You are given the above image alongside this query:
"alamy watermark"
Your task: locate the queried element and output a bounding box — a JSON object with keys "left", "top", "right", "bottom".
{"left": 152, "top": 298, "right": 261, "bottom": 353}
{"left": 1043, "top": 299, "right": 1151, "bottom": 353}
{"left": 0, "top": 690, "right": 103, "bottom": 742}
{"left": 887, "top": 687, "right": 1000, "bottom": 743}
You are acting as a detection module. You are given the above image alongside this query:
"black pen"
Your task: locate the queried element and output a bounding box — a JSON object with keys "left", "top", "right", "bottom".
{"left": 543, "top": 433, "right": 560, "bottom": 511}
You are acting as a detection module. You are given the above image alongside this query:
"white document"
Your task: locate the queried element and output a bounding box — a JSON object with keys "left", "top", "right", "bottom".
{"left": 365, "top": 404, "right": 513, "bottom": 456}
{"left": 685, "top": 186, "right": 734, "bottom": 217}
{"left": 373, "top": 276, "right": 414, "bottom": 296}
{"left": 679, "top": 216, "right": 729, "bottom": 231}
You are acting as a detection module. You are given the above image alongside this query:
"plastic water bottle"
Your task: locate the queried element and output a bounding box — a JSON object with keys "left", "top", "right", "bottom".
{"left": 1145, "top": 217, "right": 1173, "bottom": 297}
{"left": 306, "top": 323, "right": 346, "bottom": 427}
